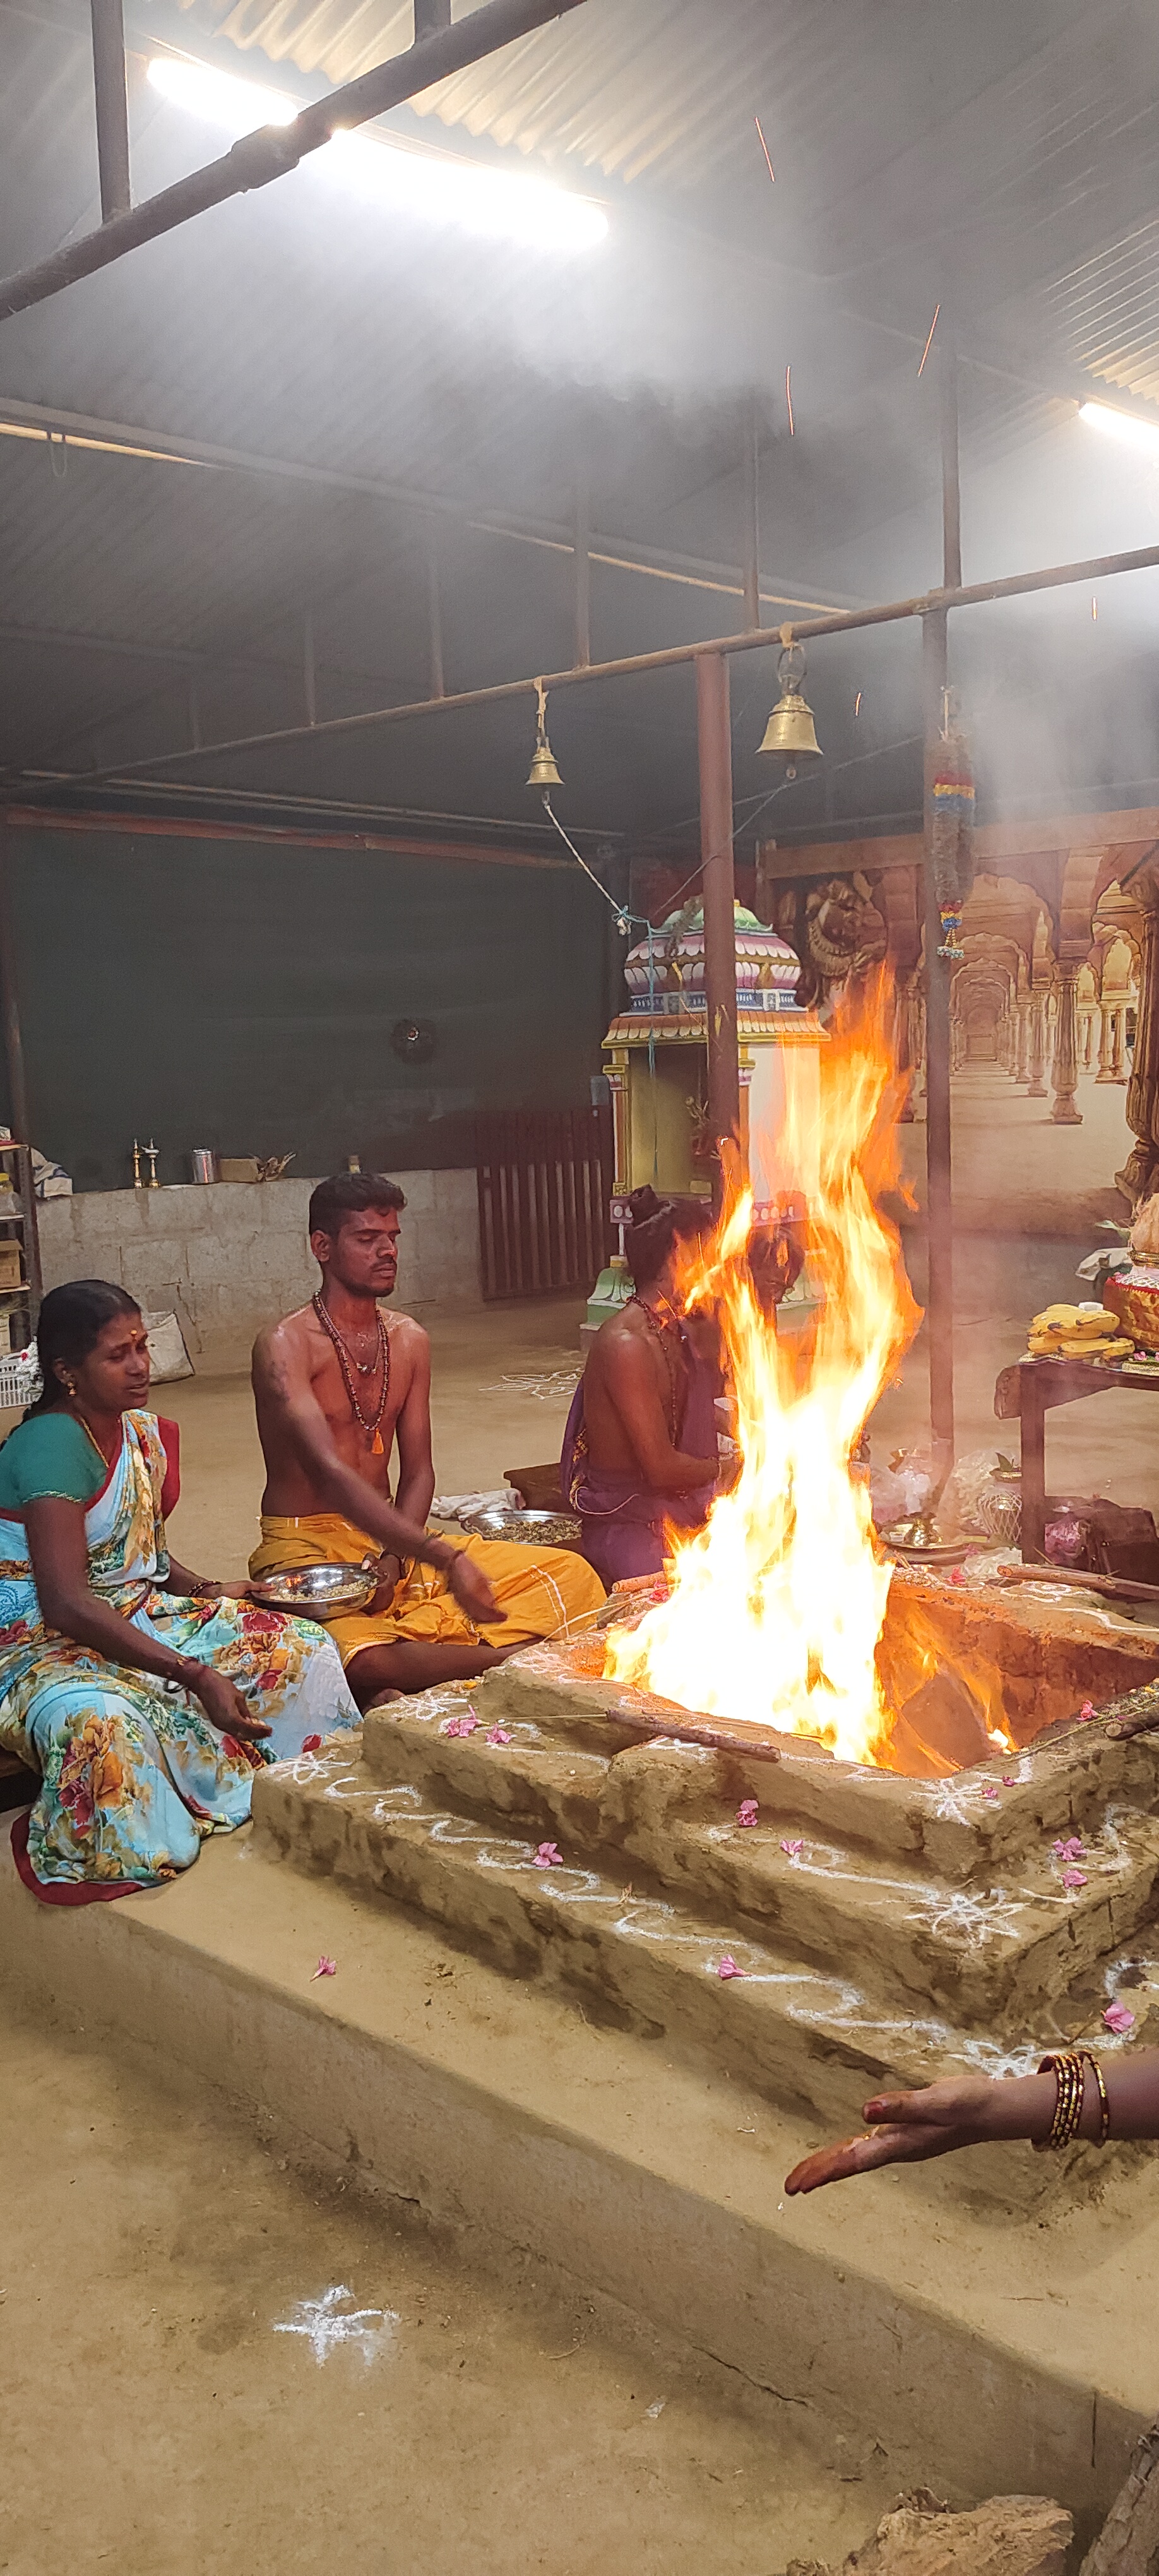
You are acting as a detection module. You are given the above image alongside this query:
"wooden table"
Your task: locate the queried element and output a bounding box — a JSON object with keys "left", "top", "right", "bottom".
{"left": 994, "top": 1354, "right": 1159, "bottom": 1561}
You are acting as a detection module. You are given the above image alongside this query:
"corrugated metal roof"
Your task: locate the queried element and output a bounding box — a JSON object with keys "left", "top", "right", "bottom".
{"left": 4, "top": 0, "right": 1159, "bottom": 837}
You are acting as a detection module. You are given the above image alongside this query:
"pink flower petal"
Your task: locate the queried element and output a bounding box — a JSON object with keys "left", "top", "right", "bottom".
{"left": 948, "top": 1566, "right": 966, "bottom": 1586}
{"left": 1002, "top": 1775, "right": 1017, "bottom": 1786}
{"left": 982, "top": 1784, "right": 1000, "bottom": 1802}
{"left": 533, "top": 1841, "right": 562, "bottom": 1869}
{"left": 1078, "top": 1700, "right": 1096, "bottom": 1723}
{"left": 716, "top": 1955, "right": 746, "bottom": 1980}
{"left": 486, "top": 1726, "right": 512, "bottom": 1746}
{"left": 312, "top": 1955, "right": 336, "bottom": 1979}
{"left": 301, "top": 1733, "right": 322, "bottom": 1753}
{"left": 443, "top": 1712, "right": 480, "bottom": 1738}
{"left": 1103, "top": 2000, "right": 1136, "bottom": 2035}
{"left": 1062, "top": 1868, "right": 1087, "bottom": 1891}
{"left": 1052, "top": 1835, "right": 1086, "bottom": 1863}
{"left": 736, "top": 1799, "right": 759, "bottom": 1828}
{"left": 780, "top": 1837, "right": 804, "bottom": 1859}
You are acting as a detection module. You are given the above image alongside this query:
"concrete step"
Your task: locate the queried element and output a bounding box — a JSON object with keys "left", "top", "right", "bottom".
{"left": 252, "top": 1739, "right": 960, "bottom": 2127}
{"left": 3, "top": 1799, "right": 1153, "bottom": 2550}
{"left": 359, "top": 1690, "right": 1159, "bottom": 2025}
{"left": 249, "top": 1737, "right": 1154, "bottom": 2203}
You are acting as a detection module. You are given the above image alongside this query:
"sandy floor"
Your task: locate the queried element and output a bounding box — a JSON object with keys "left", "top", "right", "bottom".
{"left": 0, "top": 1996, "right": 896, "bottom": 2576}
{"left": 901, "top": 1060, "right": 1132, "bottom": 1229}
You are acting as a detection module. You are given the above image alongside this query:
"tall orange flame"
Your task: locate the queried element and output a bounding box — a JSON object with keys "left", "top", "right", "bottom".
{"left": 604, "top": 972, "right": 921, "bottom": 1764}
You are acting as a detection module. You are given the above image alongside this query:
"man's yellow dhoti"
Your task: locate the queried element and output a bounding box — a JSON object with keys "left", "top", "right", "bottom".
{"left": 249, "top": 1513, "right": 604, "bottom": 1669}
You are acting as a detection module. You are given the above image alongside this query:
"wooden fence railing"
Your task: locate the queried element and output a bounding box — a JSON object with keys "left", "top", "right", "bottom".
{"left": 476, "top": 1105, "right": 614, "bottom": 1300}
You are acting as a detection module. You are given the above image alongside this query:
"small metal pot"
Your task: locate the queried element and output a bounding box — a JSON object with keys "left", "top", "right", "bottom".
{"left": 191, "top": 1150, "right": 217, "bottom": 1184}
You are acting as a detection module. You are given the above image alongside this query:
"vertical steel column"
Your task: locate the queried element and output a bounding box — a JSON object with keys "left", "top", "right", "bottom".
{"left": 303, "top": 614, "right": 317, "bottom": 727}
{"left": 413, "top": 0, "right": 452, "bottom": 31}
{"left": 923, "top": 330, "right": 961, "bottom": 1469}
{"left": 0, "top": 823, "right": 32, "bottom": 1150}
{"left": 697, "top": 652, "right": 740, "bottom": 1202}
{"left": 90, "top": 0, "right": 131, "bottom": 220}
{"left": 742, "top": 400, "right": 761, "bottom": 634}
{"left": 574, "top": 474, "right": 591, "bottom": 670}
{"left": 427, "top": 535, "right": 445, "bottom": 700}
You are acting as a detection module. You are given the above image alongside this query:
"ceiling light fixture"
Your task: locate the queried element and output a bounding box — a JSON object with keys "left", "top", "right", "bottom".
{"left": 146, "top": 56, "right": 609, "bottom": 255}
{"left": 1078, "top": 400, "right": 1159, "bottom": 456}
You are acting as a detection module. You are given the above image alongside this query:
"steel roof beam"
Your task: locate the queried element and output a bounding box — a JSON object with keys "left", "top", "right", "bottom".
{"left": 0, "top": 0, "right": 590, "bottom": 320}
{"left": 73, "top": 532, "right": 1159, "bottom": 790}
{"left": 90, "top": 0, "right": 131, "bottom": 220}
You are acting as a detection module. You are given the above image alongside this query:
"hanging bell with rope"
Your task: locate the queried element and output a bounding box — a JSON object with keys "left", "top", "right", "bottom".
{"left": 526, "top": 677, "right": 563, "bottom": 790}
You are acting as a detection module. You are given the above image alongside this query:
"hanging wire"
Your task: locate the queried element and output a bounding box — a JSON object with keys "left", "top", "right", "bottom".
{"left": 541, "top": 790, "right": 663, "bottom": 1173}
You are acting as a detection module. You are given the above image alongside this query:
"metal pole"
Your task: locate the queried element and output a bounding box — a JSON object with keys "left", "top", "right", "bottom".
{"left": 697, "top": 653, "right": 740, "bottom": 1199}
{"left": 742, "top": 400, "right": 761, "bottom": 634}
{"left": 413, "top": 0, "right": 452, "bottom": 32}
{"left": 82, "top": 534, "right": 1159, "bottom": 789}
{"left": 0, "top": 0, "right": 591, "bottom": 322}
{"left": 924, "top": 331, "right": 960, "bottom": 1470}
{"left": 923, "top": 608, "right": 954, "bottom": 1467}
{"left": 427, "top": 535, "right": 445, "bottom": 700}
{"left": 940, "top": 330, "right": 961, "bottom": 592}
{"left": 303, "top": 614, "right": 317, "bottom": 727}
{"left": 90, "top": 0, "right": 131, "bottom": 221}
{"left": 0, "top": 825, "right": 32, "bottom": 1150}
{"left": 574, "top": 474, "right": 591, "bottom": 671}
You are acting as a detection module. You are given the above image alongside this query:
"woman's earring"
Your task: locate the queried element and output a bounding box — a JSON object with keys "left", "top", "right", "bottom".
{"left": 64, "top": 1375, "right": 78, "bottom": 1397}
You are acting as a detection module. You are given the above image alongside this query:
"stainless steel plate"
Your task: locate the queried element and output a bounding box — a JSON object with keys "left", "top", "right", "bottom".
{"left": 459, "top": 1507, "right": 583, "bottom": 1549}
{"left": 249, "top": 1560, "right": 377, "bottom": 1613}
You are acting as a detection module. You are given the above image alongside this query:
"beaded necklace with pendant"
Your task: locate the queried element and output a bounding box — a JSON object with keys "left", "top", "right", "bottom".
{"left": 312, "top": 1293, "right": 391, "bottom": 1455}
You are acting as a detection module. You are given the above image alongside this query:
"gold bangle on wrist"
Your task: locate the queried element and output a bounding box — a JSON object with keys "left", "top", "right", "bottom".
{"left": 1079, "top": 2048, "right": 1112, "bottom": 2146}
{"left": 1033, "top": 2050, "right": 1086, "bottom": 2152}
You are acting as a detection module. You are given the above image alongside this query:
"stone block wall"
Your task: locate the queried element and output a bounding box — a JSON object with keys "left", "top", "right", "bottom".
{"left": 37, "top": 1171, "right": 480, "bottom": 1374}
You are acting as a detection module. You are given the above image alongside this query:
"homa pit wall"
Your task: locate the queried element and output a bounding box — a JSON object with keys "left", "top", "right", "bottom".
{"left": 360, "top": 1571, "right": 1159, "bottom": 1900}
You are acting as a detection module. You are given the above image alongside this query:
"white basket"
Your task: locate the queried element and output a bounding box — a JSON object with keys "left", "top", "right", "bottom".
{"left": 0, "top": 1348, "right": 42, "bottom": 1411}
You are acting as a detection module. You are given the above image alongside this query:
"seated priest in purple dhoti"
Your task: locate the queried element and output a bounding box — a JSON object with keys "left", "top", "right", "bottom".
{"left": 561, "top": 1188, "right": 724, "bottom": 1588}
{"left": 563, "top": 1186, "right": 807, "bottom": 1589}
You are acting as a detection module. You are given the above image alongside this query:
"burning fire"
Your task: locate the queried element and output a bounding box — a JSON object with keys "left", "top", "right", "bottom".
{"left": 604, "top": 972, "right": 921, "bottom": 1765}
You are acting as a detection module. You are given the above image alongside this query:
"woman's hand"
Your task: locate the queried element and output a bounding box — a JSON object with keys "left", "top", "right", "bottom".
{"left": 784, "top": 2075, "right": 1002, "bottom": 2196}
{"left": 184, "top": 1661, "right": 271, "bottom": 1746}
{"left": 446, "top": 1550, "right": 503, "bottom": 1628}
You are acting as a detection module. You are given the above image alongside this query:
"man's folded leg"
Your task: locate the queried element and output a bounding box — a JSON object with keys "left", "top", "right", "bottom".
{"left": 250, "top": 1516, "right": 604, "bottom": 1709}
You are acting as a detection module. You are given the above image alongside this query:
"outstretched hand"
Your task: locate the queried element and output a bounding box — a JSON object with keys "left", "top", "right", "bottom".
{"left": 784, "top": 2075, "right": 1000, "bottom": 2196}
{"left": 448, "top": 1550, "right": 504, "bottom": 1628}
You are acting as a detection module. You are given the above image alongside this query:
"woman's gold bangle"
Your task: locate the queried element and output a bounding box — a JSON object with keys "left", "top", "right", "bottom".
{"left": 1034, "top": 2050, "right": 1086, "bottom": 2152}
{"left": 1079, "top": 2048, "right": 1112, "bottom": 2147}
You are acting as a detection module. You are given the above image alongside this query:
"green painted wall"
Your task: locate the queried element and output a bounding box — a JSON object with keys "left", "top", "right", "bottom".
{"left": 8, "top": 827, "right": 616, "bottom": 1191}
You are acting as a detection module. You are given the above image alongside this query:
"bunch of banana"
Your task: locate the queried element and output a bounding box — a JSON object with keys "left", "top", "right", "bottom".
{"left": 1026, "top": 1303, "right": 1134, "bottom": 1362}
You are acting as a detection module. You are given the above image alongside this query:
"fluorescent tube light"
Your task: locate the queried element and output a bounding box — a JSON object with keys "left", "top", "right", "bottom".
{"left": 146, "top": 56, "right": 609, "bottom": 254}
{"left": 1079, "top": 401, "right": 1159, "bottom": 456}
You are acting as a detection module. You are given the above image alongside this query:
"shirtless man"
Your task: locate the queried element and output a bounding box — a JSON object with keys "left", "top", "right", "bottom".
{"left": 561, "top": 1186, "right": 805, "bottom": 1589}
{"left": 250, "top": 1172, "right": 603, "bottom": 1708}
{"left": 561, "top": 1189, "right": 721, "bottom": 1589}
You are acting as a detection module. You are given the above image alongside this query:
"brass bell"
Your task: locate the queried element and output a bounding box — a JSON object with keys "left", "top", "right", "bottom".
{"left": 527, "top": 732, "right": 563, "bottom": 790}
{"left": 758, "top": 643, "right": 823, "bottom": 779}
{"left": 526, "top": 676, "right": 563, "bottom": 791}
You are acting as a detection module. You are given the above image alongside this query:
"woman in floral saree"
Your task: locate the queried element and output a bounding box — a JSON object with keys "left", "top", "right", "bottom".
{"left": 0, "top": 1280, "right": 359, "bottom": 1900}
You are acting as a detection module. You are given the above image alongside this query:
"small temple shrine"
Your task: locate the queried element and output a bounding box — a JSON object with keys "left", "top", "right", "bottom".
{"left": 601, "top": 899, "right": 823, "bottom": 1217}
